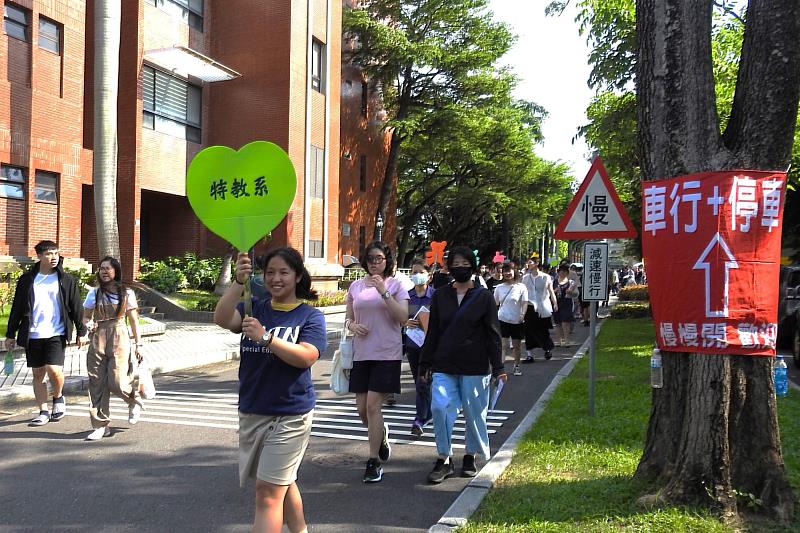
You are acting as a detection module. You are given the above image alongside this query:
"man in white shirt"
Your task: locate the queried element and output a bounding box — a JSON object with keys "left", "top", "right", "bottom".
{"left": 5, "top": 241, "right": 86, "bottom": 426}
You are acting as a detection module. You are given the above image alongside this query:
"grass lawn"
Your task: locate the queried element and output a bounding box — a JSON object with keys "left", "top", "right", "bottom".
{"left": 167, "top": 289, "right": 220, "bottom": 312}
{"left": 460, "top": 318, "right": 800, "bottom": 532}
{"left": 0, "top": 309, "right": 8, "bottom": 335}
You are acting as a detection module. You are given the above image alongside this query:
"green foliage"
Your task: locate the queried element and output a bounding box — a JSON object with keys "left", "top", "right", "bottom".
{"left": 308, "top": 291, "right": 347, "bottom": 308}
{"left": 618, "top": 284, "right": 649, "bottom": 301}
{"left": 175, "top": 253, "right": 223, "bottom": 291}
{"left": 0, "top": 268, "right": 21, "bottom": 314}
{"left": 138, "top": 258, "right": 187, "bottom": 294}
{"left": 64, "top": 267, "right": 93, "bottom": 302}
{"left": 169, "top": 289, "right": 219, "bottom": 311}
{"left": 610, "top": 301, "right": 651, "bottom": 319}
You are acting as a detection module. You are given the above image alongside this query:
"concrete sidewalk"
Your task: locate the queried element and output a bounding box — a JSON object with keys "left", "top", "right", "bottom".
{"left": 0, "top": 308, "right": 346, "bottom": 407}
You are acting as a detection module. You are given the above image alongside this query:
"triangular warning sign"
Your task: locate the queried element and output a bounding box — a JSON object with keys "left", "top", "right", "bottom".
{"left": 554, "top": 157, "right": 637, "bottom": 240}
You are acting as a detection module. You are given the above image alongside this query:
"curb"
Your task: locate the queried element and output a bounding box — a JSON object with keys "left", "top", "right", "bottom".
{"left": 428, "top": 321, "right": 604, "bottom": 532}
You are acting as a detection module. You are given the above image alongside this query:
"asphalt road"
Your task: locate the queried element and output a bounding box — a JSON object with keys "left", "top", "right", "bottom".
{"left": 0, "top": 337, "right": 581, "bottom": 533}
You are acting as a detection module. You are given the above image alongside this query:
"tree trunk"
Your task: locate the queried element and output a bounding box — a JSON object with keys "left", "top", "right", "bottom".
{"left": 374, "top": 129, "right": 402, "bottom": 242}
{"left": 213, "top": 245, "right": 235, "bottom": 296}
{"left": 93, "top": 0, "right": 122, "bottom": 259}
{"left": 634, "top": 0, "right": 799, "bottom": 521}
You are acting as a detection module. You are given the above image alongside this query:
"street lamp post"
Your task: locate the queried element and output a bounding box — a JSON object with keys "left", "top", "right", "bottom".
{"left": 376, "top": 212, "right": 384, "bottom": 242}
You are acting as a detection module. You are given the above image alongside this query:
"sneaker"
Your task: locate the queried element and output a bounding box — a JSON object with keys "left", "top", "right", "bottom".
{"left": 583, "top": 320, "right": 590, "bottom": 326}
{"left": 378, "top": 422, "right": 392, "bottom": 461}
{"left": 128, "top": 403, "right": 142, "bottom": 424}
{"left": 427, "top": 458, "right": 455, "bottom": 484}
{"left": 29, "top": 411, "right": 50, "bottom": 426}
{"left": 50, "top": 397, "right": 66, "bottom": 421}
{"left": 385, "top": 393, "right": 396, "bottom": 406}
{"left": 363, "top": 458, "right": 383, "bottom": 483}
{"left": 86, "top": 427, "right": 111, "bottom": 441}
{"left": 410, "top": 422, "right": 424, "bottom": 437}
{"left": 544, "top": 350, "right": 552, "bottom": 360}
{"left": 522, "top": 355, "right": 535, "bottom": 364}
{"left": 513, "top": 365, "right": 522, "bottom": 376}
{"left": 461, "top": 454, "right": 478, "bottom": 477}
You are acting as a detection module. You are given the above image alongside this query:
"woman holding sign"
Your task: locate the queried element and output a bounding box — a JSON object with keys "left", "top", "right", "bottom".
{"left": 419, "top": 246, "right": 506, "bottom": 484}
{"left": 214, "top": 247, "right": 326, "bottom": 533}
{"left": 404, "top": 258, "right": 434, "bottom": 437}
{"left": 345, "top": 241, "right": 410, "bottom": 483}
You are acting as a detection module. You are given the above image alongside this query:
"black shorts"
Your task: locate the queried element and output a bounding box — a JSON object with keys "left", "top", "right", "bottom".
{"left": 26, "top": 336, "right": 67, "bottom": 367}
{"left": 499, "top": 321, "right": 524, "bottom": 340}
{"left": 349, "top": 360, "right": 401, "bottom": 394}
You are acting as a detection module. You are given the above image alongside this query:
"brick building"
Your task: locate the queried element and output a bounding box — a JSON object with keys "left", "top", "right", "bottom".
{"left": 1, "top": 0, "right": 391, "bottom": 281}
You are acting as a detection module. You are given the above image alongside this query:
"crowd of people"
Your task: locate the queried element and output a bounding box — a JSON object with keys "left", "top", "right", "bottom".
{"left": 5, "top": 239, "right": 646, "bottom": 532}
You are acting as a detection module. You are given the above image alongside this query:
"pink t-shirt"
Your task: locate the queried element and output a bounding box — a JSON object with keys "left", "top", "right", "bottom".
{"left": 347, "top": 277, "right": 410, "bottom": 361}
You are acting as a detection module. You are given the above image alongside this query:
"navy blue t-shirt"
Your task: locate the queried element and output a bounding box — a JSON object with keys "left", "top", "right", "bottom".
{"left": 236, "top": 298, "right": 327, "bottom": 415}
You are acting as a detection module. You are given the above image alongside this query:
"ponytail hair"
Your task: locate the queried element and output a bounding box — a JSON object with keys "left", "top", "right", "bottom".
{"left": 257, "top": 247, "right": 318, "bottom": 301}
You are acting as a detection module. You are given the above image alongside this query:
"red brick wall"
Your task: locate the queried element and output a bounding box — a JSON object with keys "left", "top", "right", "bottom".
{"left": 0, "top": 0, "right": 86, "bottom": 258}
{"left": 338, "top": 61, "right": 396, "bottom": 260}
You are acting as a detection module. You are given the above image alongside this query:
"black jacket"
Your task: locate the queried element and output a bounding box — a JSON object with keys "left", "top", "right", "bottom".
{"left": 5, "top": 258, "right": 86, "bottom": 347}
{"left": 419, "top": 285, "right": 503, "bottom": 378}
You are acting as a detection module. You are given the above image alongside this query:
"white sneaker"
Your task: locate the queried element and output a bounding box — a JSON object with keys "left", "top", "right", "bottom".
{"left": 29, "top": 412, "right": 50, "bottom": 426}
{"left": 513, "top": 365, "right": 522, "bottom": 376}
{"left": 128, "top": 403, "right": 142, "bottom": 424}
{"left": 86, "top": 427, "right": 111, "bottom": 441}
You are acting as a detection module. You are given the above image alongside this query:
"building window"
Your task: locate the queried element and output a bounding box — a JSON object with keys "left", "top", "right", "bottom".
{"left": 34, "top": 170, "right": 58, "bottom": 203}
{"left": 145, "top": 0, "right": 203, "bottom": 31}
{"left": 359, "top": 156, "right": 367, "bottom": 192}
{"left": 142, "top": 65, "right": 202, "bottom": 142}
{"left": 3, "top": 3, "right": 29, "bottom": 41}
{"left": 311, "top": 39, "right": 325, "bottom": 93}
{"left": 358, "top": 226, "right": 366, "bottom": 253}
{"left": 361, "top": 81, "right": 368, "bottom": 117}
{"left": 310, "top": 145, "right": 325, "bottom": 198}
{"left": 342, "top": 223, "right": 351, "bottom": 237}
{"left": 38, "top": 16, "right": 61, "bottom": 54}
{"left": 0, "top": 164, "right": 26, "bottom": 199}
{"left": 308, "top": 239, "right": 324, "bottom": 259}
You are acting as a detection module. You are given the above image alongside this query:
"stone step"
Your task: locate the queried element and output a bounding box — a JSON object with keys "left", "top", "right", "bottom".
{"left": 142, "top": 312, "right": 165, "bottom": 321}
{"left": 139, "top": 306, "right": 157, "bottom": 315}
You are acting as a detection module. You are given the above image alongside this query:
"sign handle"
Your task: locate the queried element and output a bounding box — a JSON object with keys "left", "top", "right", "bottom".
{"left": 588, "top": 300, "right": 597, "bottom": 416}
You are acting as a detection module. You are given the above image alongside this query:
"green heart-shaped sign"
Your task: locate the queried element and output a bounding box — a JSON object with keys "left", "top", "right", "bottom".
{"left": 186, "top": 141, "right": 297, "bottom": 251}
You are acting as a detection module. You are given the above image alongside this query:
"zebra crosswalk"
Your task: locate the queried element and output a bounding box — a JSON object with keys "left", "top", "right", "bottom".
{"left": 65, "top": 389, "right": 514, "bottom": 449}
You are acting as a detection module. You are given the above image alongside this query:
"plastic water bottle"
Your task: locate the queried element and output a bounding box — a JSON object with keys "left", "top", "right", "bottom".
{"left": 3, "top": 350, "right": 13, "bottom": 375}
{"left": 650, "top": 348, "right": 663, "bottom": 389}
{"left": 774, "top": 355, "right": 788, "bottom": 397}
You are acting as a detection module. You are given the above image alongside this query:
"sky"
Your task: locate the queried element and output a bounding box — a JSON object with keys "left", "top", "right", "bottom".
{"left": 488, "top": 0, "right": 595, "bottom": 182}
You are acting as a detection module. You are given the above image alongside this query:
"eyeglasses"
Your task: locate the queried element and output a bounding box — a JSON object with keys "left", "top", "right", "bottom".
{"left": 366, "top": 255, "right": 386, "bottom": 264}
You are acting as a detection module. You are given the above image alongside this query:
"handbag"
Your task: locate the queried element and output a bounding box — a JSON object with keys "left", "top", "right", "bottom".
{"left": 138, "top": 360, "right": 157, "bottom": 399}
{"left": 339, "top": 328, "right": 353, "bottom": 370}
{"left": 330, "top": 345, "right": 350, "bottom": 396}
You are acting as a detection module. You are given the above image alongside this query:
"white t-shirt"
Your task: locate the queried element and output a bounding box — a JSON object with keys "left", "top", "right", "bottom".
{"left": 30, "top": 272, "right": 65, "bottom": 339}
{"left": 494, "top": 282, "right": 528, "bottom": 324}
{"left": 522, "top": 271, "right": 554, "bottom": 317}
{"left": 83, "top": 288, "right": 138, "bottom": 312}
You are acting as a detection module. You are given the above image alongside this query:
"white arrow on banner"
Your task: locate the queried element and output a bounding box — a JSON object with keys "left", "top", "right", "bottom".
{"left": 692, "top": 232, "right": 739, "bottom": 318}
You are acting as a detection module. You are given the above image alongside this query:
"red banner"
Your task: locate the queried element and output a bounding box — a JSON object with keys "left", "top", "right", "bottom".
{"left": 641, "top": 170, "right": 786, "bottom": 356}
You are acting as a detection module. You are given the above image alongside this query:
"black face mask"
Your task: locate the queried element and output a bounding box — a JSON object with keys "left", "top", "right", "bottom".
{"left": 450, "top": 266, "right": 472, "bottom": 283}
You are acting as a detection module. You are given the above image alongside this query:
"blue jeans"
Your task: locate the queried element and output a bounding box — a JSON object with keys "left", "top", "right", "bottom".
{"left": 405, "top": 346, "right": 431, "bottom": 425}
{"left": 431, "top": 373, "right": 491, "bottom": 459}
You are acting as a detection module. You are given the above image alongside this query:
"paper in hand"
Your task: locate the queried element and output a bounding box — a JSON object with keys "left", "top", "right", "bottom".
{"left": 406, "top": 326, "right": 426, "bottom": 347}
{"left": 490, "top": 379, "right": 505, "bottom": 411}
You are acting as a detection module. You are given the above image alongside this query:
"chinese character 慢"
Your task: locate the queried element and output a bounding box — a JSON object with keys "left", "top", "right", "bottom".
{"left": 761, "top": 178, "right": 783, "bottom": 232}
{"left": 659, "top": 322, "right": 678, "bottom": 347}
{"left": 231, "top": 178, "right": 250, "bottom": 198}
{"left": 701, "top": 323, "right": 727, "bottom": 348}
{"left": 644, "top": 185, "right": 667, "bottom": 235}
{"left": 581, "top": 195, "right": 609, "bottom": 226}
{"left": 210, "top": 179, "right": 228, "bottom": 200}
{"left": 254, "top": 176, "right": 269, "bottom": 196}
{"left": 678, "top": 323, "right": 699, "bottom": 347}
{"left": 729, "top": 175, "right": 758, "bottom": 232}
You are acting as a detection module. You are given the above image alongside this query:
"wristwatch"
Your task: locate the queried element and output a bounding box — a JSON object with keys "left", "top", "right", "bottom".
{"left": 382, "top": 290, "right": 391, "bottom": 300}
{"left": 260, "top": 330, "right": 274, "bottom": 347}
